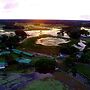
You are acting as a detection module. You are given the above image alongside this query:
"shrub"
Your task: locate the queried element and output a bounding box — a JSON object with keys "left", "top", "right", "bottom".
{"left": 80, "top": 51, "right": 90, "bottom": 63}
{"left": 35, "top": 58, "right": 56, "bottom": 73}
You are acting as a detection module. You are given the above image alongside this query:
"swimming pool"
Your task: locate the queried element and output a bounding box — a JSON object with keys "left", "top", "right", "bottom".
{"left": 16, "top": 58, "right": 31, "bottom": 64}
{"left": 0, "top": 61, "right": 8, "bottom": 69}
{"left": 12, "top": 49, "right": 33, "bottom": 57}
{"left": 0, "top": 51, "right": 10, "bottom": 55}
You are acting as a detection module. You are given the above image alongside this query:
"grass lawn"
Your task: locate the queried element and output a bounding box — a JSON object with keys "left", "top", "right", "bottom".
{"left": 17, "top": 35, "right": 60, "bottom": 56}
{"left": 22, "top": 78, "right": 69, "bottom": 90}
{"left": 76, "top": 63, "right": 90, "bottom": 79}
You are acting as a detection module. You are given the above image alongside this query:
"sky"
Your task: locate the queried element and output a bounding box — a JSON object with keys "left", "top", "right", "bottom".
{"left": 0, "top": 0, "right": 90, "bottom": 20}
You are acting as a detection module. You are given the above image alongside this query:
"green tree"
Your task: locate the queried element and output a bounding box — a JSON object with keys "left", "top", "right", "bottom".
{"left": 63, "top": 56, "right": 76, "bottom": 72}
{"left": 62, "top": 27, "right": 81, "bottom": 40}
{"left": 15, "top": 30, "right": 27, "bottom": 40}
{"left": 60, "top": 42, "right": 79, "bottom": 55}
{"left": 80, "top": 29, "right": 89, "bottom": 36}
{"left": 80, "top": 51, "right": 90, "bottom": 63}
{"left": 63, "top": 56, "right": 75, "bottom": 68}
{"left": 35, "top": 58, "right": 56, "bottom": 73}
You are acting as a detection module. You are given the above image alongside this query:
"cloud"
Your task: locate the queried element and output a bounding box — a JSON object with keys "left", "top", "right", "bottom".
{"left": 0, "top": 0, "right": 90, "bottom": 20}
{"left": 4, "top": 2, "right": 18, "bottom": 10}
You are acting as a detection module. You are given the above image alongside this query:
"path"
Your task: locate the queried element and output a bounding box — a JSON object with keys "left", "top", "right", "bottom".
{"left": 53, "top": 71, "right": 90, "bottom": 90}
{"left": 68, "top": 73, "right": 90, "bottom": 86}
{"left": 0, "top": 71, "right": 90, "bottom": 90}
{"left": 0, "top": 72, "right": 52, "bottom": 90}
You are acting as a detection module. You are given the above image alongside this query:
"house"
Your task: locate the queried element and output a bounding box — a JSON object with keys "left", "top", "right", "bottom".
{"left": 72, "top": 40, "right": 86, "bottom": 51}
{"left": 72, "top": 40, "right": 87, "bottom": 59}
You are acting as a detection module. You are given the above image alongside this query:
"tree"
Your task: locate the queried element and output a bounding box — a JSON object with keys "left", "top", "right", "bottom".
{"left": 62, "top": 27, "right": 81, "bottom": 39}
{"left": 63, "top": 56, "right": 75, "bottom": 68}
{"left": 60, "top": 42, "right": 79, "bottom": 55}
{"left": 63, "top": 56, "right": 76, "bottom": 72}
{"left": 7, "top": 35, "right": 20, "bottom": 48}
{"left": 80, "top": 51, "right": 90, "bottom": 63}
{"left": 15, "top": 30, "right": 27, "bottom": 40}
{"left": 4, "top": 54, "right": 17, "bottom": 65}
{"left": 68, "top": 30, "right": 81, "bottom": 39}
{"left": 1, "top": 34, "right": 8, "bottom": 43}
{"left": 80, "top": 29, "right": 89, "bottom": 36}
{"left": 3, "top": 25, "right": 24, "bottom": 30}
{"left": 57, "top": 30, "right": 64, "bottom": 36}
{"left": 35, "top": 58, "right": 56, "bottom": 73}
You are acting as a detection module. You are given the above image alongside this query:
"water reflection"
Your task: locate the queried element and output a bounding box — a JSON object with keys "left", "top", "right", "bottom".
{"left": 25, "top": 28, "right": 60, "bottom": 37}
{"left": 0, "top": 30, "right": 15, "bottom": 36}
{"left": 0, "top": 28, "right": 69, "bottom": 38}
{"left": 25, "top": 29, "right": 69, "bottom": 38}
{"left": 36, "top": 37, "right": 69, "bottom": 46}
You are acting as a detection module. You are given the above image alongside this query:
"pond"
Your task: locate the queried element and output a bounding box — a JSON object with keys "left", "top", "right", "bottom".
{"left": 16, "top": 58, "right": 31, "bottom": 64}
{"left": 36, "top": 37, "right": 69, "bottom": 46}
{"left": 25, "top": 28, "right": 69, "bottom": 38}
{"left": 25, "top": 29, "right": 60, "bottom": 37}
{"left": 0, "top": 28, "right": 70, "bottom": 46}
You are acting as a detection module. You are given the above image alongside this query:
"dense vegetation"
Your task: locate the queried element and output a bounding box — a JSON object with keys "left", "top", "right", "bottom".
{"left": 35, "top": 58, "right": 56, "bottom": 73}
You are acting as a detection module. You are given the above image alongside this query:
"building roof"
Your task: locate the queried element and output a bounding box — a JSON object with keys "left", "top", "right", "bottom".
{"left": 73, "top": 41, "right": 86, "bottom": 51}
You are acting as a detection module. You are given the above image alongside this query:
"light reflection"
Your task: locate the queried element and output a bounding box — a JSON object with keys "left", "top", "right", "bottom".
{"left": 0, "top": 29, "right": 4, "bottom": 32}
{"left": 36, "top": 37, "right": 69, "bottom": 46}
{"left": 81, "top": 27, "right": 90, "bottom": 32}
{"left": 25, "top": 28, "right": 61, "bottom": 37}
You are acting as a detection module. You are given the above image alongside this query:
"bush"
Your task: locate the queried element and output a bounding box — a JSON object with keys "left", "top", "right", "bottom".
{"left": 63, "top": 56, "right": 75, "bottom": 68}
{"left": 62, "top": 27, "right": 81, "bottom": 39}
{"left": 80, "top": 30, "right": 89, "bottom": 36}
{"left": 4, "top": 54, "right": 17, "bottom": 65}
{"left": 62, "top": 56, "right": 76, "bottom": 72}
{"left": 60, "top": 42, "right": 79, "bottom": 55}
{"left": 80, "top": 51, "right": 90, "bottom": 63}
{"left": 35, "top": 58, "right": 56, "bottom": 73}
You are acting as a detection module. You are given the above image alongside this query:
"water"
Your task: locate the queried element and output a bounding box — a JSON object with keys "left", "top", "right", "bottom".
{"left": 36, "top": 37, "right": 69, "bottom": 46}
{"left": 25, "top": 28, "right": 60, "bottom": 37}
{"left": 0, "top": 29, "right": 15, "bottom": 36}
{"left": 25, "top": 29, "right": 70, "bottom": 46}
{"left": 0, "top": 28, "right": 70, "bottom": 46}
{"left": 0, "top": 28, "right": 69, "bottom": 38}
{"left": 25, "top": 29, "right": 69, "bottom": 38}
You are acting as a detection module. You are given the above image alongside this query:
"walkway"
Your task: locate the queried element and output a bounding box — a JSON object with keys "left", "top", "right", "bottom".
{"left": 0, "top": 73, "right": 35, "bottom": 90}
{"left": 68, "top": 72, "right": 90, "bottom": 87}
{"left": 0, "top": 72, "right": 52, "bottom": 90}
{"left": 53, "top": 71, "right": 90, "bottom": 90}
{"left": 0, "top": 71, "right": 90, "bottom": 90}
